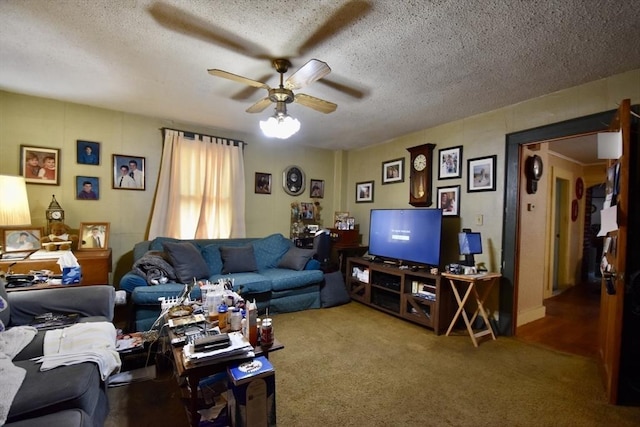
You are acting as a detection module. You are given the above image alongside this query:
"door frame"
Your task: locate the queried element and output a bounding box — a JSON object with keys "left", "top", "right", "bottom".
{"left": 500, "top": 108, "right": 618, "bottom": 336}
{"left": 547, "top": 167, "right": 572, "bottom": 298}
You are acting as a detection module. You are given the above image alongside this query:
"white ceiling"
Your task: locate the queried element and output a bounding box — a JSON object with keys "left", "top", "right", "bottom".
{"left": 1, "top": 1, "right": 639, "bottom": 152}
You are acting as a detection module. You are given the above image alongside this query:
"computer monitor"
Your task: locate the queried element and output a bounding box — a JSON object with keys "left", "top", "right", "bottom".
{"left": 458, "top": 230, "right": 482, "bottom": 267}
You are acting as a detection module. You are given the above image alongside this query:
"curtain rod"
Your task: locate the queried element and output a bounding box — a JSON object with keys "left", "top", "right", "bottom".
{"left": 160, "top": 127, "right": 246, "bottom": 147}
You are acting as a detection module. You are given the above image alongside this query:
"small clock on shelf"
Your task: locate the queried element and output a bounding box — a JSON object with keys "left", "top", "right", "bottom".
{"left": 407, "top": 143, "right": 436, "bottom": 207}
{"left": 282, "top": 165, "right": 306, "bottom": 196}
{"left": 46, "top": 194, "right": 65, "bottom": 233}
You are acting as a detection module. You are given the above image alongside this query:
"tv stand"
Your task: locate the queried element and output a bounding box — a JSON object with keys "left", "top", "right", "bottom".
{"left": 346, "top": 257, "right": 454, "bottom": 334}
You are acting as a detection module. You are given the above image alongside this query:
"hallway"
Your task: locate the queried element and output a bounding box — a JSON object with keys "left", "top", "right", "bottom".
{"left": 516, "top": 282, "right": 600, "bottom": 359}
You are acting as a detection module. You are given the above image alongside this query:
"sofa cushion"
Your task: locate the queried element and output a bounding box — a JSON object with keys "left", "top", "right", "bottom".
{"left": 5, "top": 409, "right": 92, "bottom": 427}
{"left": 163, "top": 241, "right": 210, "bottom": 283}
{"left": 209, "top": 272, "right": 272, "bottom": 294}
{"left": 251, "top": 233, "right": 292, "bottom": 270}
{"left": 278, "top": 247, "right": 316, "bottom": 271}
{"left": 149, "top": 237, "right": 181, "bottom": 252}
{"left": 131, "top": 283, "right": 202, "bottom": 306}
{"left": 320, "top": 271, "right": 351, "bottom": 308}
{"left": 258, "top": 268, "right": 324, "bottom": 291}
{"left": 200, "top": 244, "right": 224, "bottom": 275}
{"left": 9, "top": 360, "right": 102, "bottom": 422}
{"left": 220, "top": 245, "right": 258, "bottom": 274}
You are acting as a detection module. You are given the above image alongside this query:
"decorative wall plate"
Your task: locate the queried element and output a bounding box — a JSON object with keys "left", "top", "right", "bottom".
{"left": 283, "top": 165, "right": 306, "bottom": 196}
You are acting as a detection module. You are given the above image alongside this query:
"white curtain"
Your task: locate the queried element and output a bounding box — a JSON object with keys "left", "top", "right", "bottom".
{"left": 148, "top": 130, "right": 246, "bottom": 239}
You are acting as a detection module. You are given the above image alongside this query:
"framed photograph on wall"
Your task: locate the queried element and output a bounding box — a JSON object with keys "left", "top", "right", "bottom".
{"left": 76, "top": 140, "right": 100, "bottom": 165}
{"left": 438, "top": 146, "right": 462, "bottom": 179}
{"left": 76, "top": 176, "right": 100, "bottom": 200}
{"left": 310, "top": 179, "right": 324, "bottom": 198}
{"left": 467, "top": 155, "right": 497, "bottom": 192}
{"left": 356, "top": 181, "right": 374, "bottom": 203}
{"left": 20, "top": 145, "right": 60, "bottom": 185}
{"left": 255, "top": 172, "right": 272, "bottom": 194}
{"left": 382, "top": 158, "right": 405, "bottom": 184}
{"left": 78, "top": 222, "right": 110, "bottom": 250}
{"left": 437, "top": 185, "right": 460, "bottom": 217}
{"left": 2, "top": 227, "right": 43, "bottom": 253}
{"left": 113, "top": 154, "right": 145, "bottom": 190}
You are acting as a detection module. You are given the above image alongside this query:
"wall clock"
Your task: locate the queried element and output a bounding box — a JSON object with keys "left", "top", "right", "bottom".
{"left": 525, "top": 154, "right": 543, "bottom": 194}
{"left": 46, "top": 194, "right": 65, "bottom": 233}
{"left": 282, "top": 165, "right": 306, "bottom": 196}
{"left": 407, "top": 143, "right": 436, "bottom": 207}
{"left": 575, "top": 177, "right": 584, "bottom": 200}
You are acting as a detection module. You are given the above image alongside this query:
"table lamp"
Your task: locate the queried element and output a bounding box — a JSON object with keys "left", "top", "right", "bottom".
{"left": 0, "top": 175, "right": 32, "bottom": 254}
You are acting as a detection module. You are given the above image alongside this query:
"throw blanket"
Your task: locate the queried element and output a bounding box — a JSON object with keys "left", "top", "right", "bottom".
{"left": 132, "top": 251, "right": 177, "bottom": 285}
{"left": 0, "top": 326, "right": 37, "bottom": 425}
{"left": 34, "top": 322, "right": 121, "bottom": 381}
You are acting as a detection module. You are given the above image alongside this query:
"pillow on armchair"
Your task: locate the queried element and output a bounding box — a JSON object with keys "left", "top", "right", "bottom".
{"left": 163, "top": 241, "right": 211, "bottom": 283}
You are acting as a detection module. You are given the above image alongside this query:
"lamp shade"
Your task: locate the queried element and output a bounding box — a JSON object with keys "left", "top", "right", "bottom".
{"left": 260, "top": 115, "right": 301, "bottom": 139}
{"left": 0, "top": 175, "right": 32, "bottom": 226}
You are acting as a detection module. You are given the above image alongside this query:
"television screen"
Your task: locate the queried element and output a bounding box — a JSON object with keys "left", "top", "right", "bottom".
{"left": 369, "top": 209, "right": 443, "bottom": 267}
{"left": 458, "top": 232, "right": 482, "bottom": 255}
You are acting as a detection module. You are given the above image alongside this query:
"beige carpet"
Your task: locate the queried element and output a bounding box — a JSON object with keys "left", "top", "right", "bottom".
{"left": 269, "top": 302, "right": 640, "bottom": 426}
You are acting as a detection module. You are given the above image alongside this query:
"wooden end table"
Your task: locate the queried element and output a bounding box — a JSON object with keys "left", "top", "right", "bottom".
{"left": 442, "top": 272, "right": 501, "bottom": 347}
{"left": 167, "top": 326, "right": 283, "bottom": 427}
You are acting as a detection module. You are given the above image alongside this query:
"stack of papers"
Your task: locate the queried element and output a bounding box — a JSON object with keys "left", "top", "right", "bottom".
{"left": 183, "top": 332, "right": 254, "bottom": 366}
{"left": 29, "top": 249, "right": 71, "bottom": 259}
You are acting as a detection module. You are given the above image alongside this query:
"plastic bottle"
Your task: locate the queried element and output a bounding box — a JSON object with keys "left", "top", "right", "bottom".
{"left": 247, "top": 299, "right": 258, "bottom": 347}
{"left": 217, "top": 303, "right": 228, "bottom": 330}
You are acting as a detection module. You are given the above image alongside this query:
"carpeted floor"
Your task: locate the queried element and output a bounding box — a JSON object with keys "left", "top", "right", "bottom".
{"left": 107, "top": 301, "right": 640, "bottom": 426}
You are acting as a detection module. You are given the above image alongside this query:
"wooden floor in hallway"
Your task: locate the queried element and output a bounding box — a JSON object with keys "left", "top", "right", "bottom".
{"left": 516, "top": 282, "right": 601, "bottom": 359}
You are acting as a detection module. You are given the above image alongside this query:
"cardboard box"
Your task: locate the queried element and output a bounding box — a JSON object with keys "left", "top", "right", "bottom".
{"left": 227, "top": 356, "right": 276, "bottom": 427}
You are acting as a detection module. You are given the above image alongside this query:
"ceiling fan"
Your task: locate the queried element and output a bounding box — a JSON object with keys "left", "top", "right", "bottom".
{"left": 208, "top": 58, "right": 338, "bottom": 115}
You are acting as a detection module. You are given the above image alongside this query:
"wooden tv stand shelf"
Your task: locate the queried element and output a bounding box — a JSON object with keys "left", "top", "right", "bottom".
{"left": 0, "top": 249, "right": 112, "bottom": 288}
{"left": 346, "top": 257, "right": 453, "bottom": 334}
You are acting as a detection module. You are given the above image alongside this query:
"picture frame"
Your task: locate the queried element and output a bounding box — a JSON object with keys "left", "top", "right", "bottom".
{"left": 382, "top": 158, "right": 405, "bottom": 184}
{"left": 437, "top": 185, "right": 460, "bottom": 217}
{"left": 310, "top": 179, "right": 324, "bottom": 198}
{"left": 300, "top": 202, "right": 316, "bottom": 220}
{"left": 467, "top": 155, "right": 497, "bottom": 192}
{"left": 20, "top": 145, "right": 60, "bottom": 185}
{"left": 113, "top": 154, "right": 145, "bottom": 190}
{"left": 78, "top": 222, "right": 110, "bottom": 250}
{"left": 356, "top": 181, "right": 374, "bottom": 203}
{"left": 76, "top": 176, "right": 100, "bottom": 200}
{"left": 2, "top": 227, "right": 43, "bottom": 253}
{"left": 76, "top": 140, "right": 101, "bottom": 165}
{"left": 438, "top": 146, "right": 463, "bottom": 180}
{"left": 334, "top": 211, "right": 350, "bottom": 229}
{"left": 255, "top": 172, "right": 272, "bottom": 194}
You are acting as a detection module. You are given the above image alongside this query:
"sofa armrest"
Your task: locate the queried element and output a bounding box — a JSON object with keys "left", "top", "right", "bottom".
{"left": 7, "top": 285, "right": 115, "bottom": 326}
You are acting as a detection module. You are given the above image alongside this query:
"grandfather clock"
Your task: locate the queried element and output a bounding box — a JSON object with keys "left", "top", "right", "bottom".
{"left": 407, "top": 143, "right": 436, "bottom": 207}
{"left": 46, "top": 194, "right": 64, "bottom": 233}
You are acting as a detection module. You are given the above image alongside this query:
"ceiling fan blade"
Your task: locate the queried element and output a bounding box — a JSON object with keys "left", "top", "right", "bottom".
{"left": 297, "top": 0, "right": 373, "bottom": 56}
{"left": 246, "top": 97, "right": 273, "bottom": 114}
{"left": 294, "top": 93, "right": 337, "bottom": 114}
{"left": 208, "top": 69, "right": 270, "bottom": 90}
{"left": 232, "top": 74, "right": 274, "bottom": 100}
{"left": 285, "top": 59, "right": 331, "bottom": 90}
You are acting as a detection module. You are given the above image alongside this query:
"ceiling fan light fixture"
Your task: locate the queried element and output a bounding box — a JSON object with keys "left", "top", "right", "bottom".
{"left": 260, "top": 103, "right": 300, "bottom": 139}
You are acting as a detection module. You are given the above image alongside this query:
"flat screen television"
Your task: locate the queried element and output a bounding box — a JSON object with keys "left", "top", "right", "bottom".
{"left": 368, "top": 208, "right": 443, "bottom": 267}
{"left": 458, "top": 230, "right": 482, "bottom": 266}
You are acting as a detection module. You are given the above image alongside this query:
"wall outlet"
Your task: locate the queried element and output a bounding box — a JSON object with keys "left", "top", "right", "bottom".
{"left": 475, "top": 214, "right": 483, "bottom": 226}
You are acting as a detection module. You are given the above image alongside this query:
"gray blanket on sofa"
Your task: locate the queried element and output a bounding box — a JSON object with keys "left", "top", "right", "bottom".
{"left": 132, "top": 251, "right": 177, "bottom": 285}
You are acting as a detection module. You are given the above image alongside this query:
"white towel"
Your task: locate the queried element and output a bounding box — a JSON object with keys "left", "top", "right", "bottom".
{"left": 35, "top": 322, "right": 121, "bottom": 381}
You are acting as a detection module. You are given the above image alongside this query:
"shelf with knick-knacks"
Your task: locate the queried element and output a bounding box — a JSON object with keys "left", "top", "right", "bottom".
{"left": 290, "top": 200, "right": 323, "bottom": 241}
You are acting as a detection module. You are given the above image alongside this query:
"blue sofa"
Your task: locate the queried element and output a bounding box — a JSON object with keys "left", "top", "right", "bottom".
{"left": 119, "top": 233, "right": 324, "bottom": 331}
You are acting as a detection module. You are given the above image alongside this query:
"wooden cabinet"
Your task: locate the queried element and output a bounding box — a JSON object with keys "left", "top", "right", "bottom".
{"left": 346, "top": 257, "right": 453, "bottom": 334}
{"left": 1, "top": 249, "right": 112, "bottom": 287}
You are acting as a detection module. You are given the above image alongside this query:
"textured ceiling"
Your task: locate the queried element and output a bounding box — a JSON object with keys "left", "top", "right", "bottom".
{"left": 1, "top": 0, "right": 639, "bottom": 151}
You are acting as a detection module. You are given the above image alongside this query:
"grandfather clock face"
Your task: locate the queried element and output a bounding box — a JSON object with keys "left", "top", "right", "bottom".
{"left": 407, "top": 144, "right": 435, "bottom": 207}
